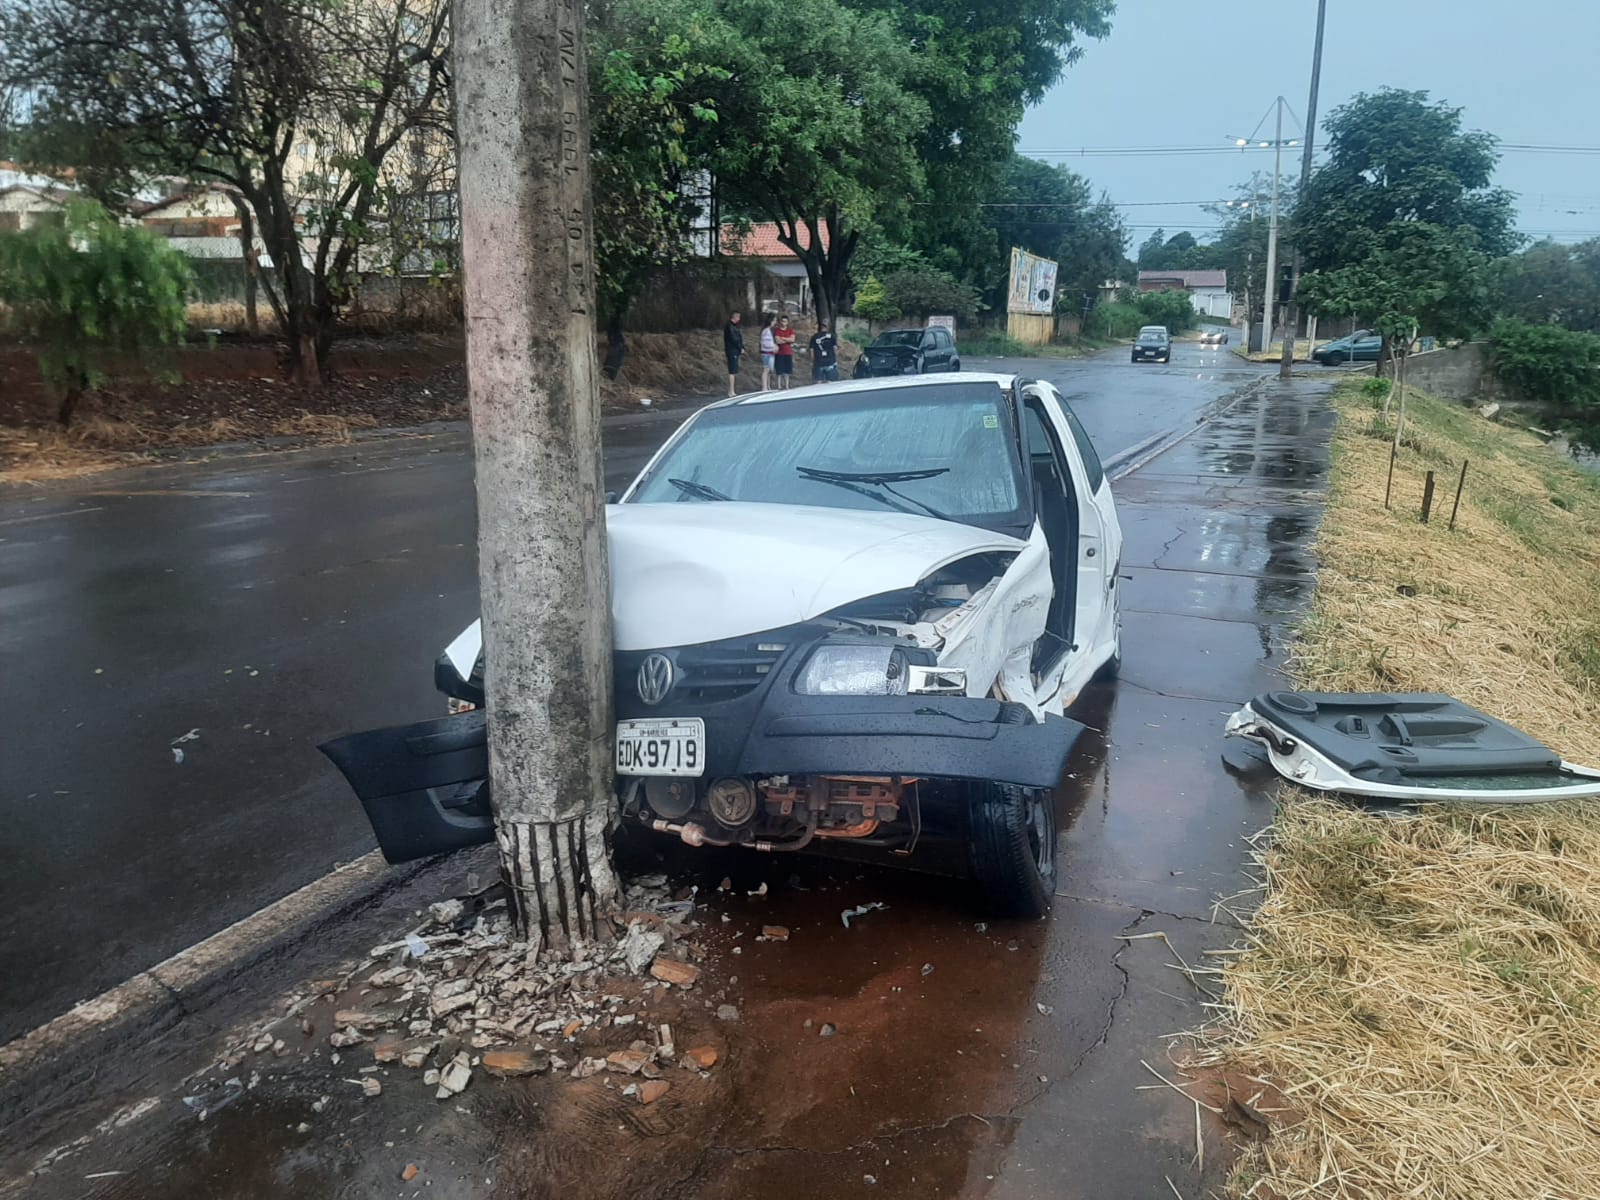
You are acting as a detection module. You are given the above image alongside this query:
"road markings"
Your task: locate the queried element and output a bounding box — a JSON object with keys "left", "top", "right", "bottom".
{"left": 0, "top": 505, "right": 107, "bottom": 528}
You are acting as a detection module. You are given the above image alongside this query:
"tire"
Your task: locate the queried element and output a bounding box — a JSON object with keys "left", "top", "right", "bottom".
{"left": 1326, "top": 351, "right": 1347, "bottom": 365}
{"left": 1094, "top": 648, "right": 1121, "bottom": 681}
{"left": 968, "top": 703, "right": 1058, "bottom": 918}
{"left": 950, "top": 358, "right": 960, "bottom": 372}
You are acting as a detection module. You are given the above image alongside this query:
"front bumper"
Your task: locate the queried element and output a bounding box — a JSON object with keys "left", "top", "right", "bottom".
{"left": 330, "top": 636, "right": 1082, "bottom": 864}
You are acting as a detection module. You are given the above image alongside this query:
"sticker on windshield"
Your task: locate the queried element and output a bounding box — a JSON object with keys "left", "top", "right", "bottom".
{"left": 982, "top": 414, "right": 999, "bottom": 429}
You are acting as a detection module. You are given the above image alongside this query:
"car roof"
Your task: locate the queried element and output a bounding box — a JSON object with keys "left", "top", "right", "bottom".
{"left": 709, "top": 373, "right": 1019, "bottom": 411}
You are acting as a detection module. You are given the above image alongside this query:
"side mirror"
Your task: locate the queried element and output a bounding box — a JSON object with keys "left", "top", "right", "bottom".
{"left": 604, "top": 491, "right": 618, "bottom": 504}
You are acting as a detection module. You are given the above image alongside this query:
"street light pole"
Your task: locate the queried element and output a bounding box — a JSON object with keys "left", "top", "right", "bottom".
{"left": 1279, "top": 0, "right": 1328, "bottom": 378}
{"left": 1261, "top": 97, "right": 1284, "bottom": 355}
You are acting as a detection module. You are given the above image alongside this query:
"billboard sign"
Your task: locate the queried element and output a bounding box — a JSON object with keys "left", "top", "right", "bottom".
{"left": 1008, "top": 247, "right": 1058, "bottom": 315}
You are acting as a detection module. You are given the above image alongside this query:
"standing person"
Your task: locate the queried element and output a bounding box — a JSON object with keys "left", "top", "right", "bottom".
{"left": 723, "top": 311, "right": 743, "bottom": 397}
{"left": 808, "top": 320, "right": 839, "bottom": 383}
{"left": 759, "top": 313, "right": 777, "bottom": 391}
{"left": 772, "top": 314, "right": 796, "bottom": 390}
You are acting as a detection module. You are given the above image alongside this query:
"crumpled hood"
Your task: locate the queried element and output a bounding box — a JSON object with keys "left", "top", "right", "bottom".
{"left": 606, "top": 502, "right": 1023, "bottom": 649}
{"left": 444, "top": 502, "right": 1024, "bottom": 673}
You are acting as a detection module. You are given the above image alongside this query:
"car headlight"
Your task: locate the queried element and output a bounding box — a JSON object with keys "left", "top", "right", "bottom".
{"left": 859, "top": 353, "right": 870, "bottom": 366}
{"left": 795, "top": 643, "right": 911, "bottom": 696}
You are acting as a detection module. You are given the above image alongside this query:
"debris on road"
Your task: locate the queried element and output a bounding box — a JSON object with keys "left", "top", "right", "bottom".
{"left": 428, "top": 898, "right": 465, "bottom": 926}
{"left": 637, "top": 1079, "right": 670, "bottom": 1104}
{"left": 435, "top": 1053, "right": 472, "bottom": 1099}
{"left": 841, "top": 902, "right": 888, "bottom": 928}
{"left": 759, "top": 925, "right": 790, "bottom": 942}
{"left": 176, "top": 870, "right": 722, "bottom": 1115}
{"left": 401, "top": 1164, "right": 420, "bottom": 1182}
{"left": 819, "top": 1023, "right": 837, "bottom": 1038}
{"left": 482, "top": 1047, "right": 551, "bottom": 1077}
{"left": 649, "top": 955, "right": 700, "bottom": 987}
{"left": 683, "top": 1045, "right": 718, "bottom": 1070}
{"left": 181, "top": 1078, "right": 243, "bottom": 1121}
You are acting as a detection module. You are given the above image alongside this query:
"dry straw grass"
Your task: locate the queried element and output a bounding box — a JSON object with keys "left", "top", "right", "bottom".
{"left": 1204, "top": 380, "right": 1600, "bottom": 1200}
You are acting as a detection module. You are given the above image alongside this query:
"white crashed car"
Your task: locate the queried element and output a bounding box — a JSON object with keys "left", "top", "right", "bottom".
{"left": 323, "top": 374, "right": 1123, "bottom": 916}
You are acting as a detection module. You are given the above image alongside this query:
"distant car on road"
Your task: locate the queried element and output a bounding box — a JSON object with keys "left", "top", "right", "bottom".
{"left": 1131, "top": 326, "right": 1170, "bottom": 364}
{"left": 1199, "top": 327, "right": 1229, "bottom": 345}
{"left": 853, "top": 327, "right": 960, "bottom": 378}
{"left": 1312, "top": 331, "right": 1381, "bottom": 365}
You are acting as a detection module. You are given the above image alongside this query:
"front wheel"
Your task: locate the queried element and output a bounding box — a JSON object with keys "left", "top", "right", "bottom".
{"left": 949, "top": 358, "right": 960, "bottom": 372}
{"left": 968, "top": 704, "right": 1058, "bottom": 918}
{"left": 1325, "top": 351, "right": 1347, "bottom": 365}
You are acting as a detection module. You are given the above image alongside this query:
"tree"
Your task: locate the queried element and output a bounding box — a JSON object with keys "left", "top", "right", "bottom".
{"left": 0, "top": 199, "right": 191, "bottom": 425}
{"left": 703, "top": 0, "right": 928, "bottom": 330}
{"left": 979, "top": 155, "right": 1128, "bottom": 315}
{"left": 1494, "top": 238, "right": 1600, "bottom": 334}
{"left": 1487, "top": 319, "right": 1600, "bottom": 453}
{"left": 882, "top": 0, "right": 1114, "bottom": 288}
{"left": 454, "top": 0, "right": 617, "bottom": 948}
{"left": 1294, "top": 89, "right": 1520, "bottom": 347}
{"left": 880, "top": 267, "right": 980, "bottom": 319}
{"left": 3, "top": 0, "right": 451, "bottom": 387}
{"left": 852, "top": 275, "right": 901, "bottom": 321}
{"left": 590, "top": 0, "right": 731, "bottom": 373}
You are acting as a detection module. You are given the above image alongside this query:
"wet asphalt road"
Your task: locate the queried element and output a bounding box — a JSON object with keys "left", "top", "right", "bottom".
{"left": 0, "top": 339, "right": 1266, "bottom": 1043}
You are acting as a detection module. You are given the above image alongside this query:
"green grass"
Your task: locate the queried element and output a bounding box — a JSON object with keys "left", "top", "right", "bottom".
{"left": 958, "top": 332, "right": 1105, "bottom": 359}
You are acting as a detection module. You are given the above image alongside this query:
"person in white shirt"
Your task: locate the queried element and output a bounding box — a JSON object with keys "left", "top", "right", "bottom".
{"left": 759, "top": 314, "right": 777, "bottom": 391}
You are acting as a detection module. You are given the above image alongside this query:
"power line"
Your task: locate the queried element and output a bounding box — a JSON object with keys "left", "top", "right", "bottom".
{"left": 1017, "top": 141, "right": 1600, "bottom": 158}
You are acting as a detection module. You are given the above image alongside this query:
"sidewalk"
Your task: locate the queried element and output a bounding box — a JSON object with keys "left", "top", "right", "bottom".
{"left": 4, "top": 374, "right": 1340, "bottom": 1200}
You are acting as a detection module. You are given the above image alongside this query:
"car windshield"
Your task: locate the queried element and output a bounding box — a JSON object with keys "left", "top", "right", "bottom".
{"left": 872, "top": 331, "right": 924, "bottom": 348}
{"left": 1137, "top": 331, "right": 1167, "bottom": 343}
{"left": 629, "top": 382, "right": 1028, "bottom": 532}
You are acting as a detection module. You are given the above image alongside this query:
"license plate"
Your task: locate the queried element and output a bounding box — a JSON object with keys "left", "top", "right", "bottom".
{"left": 615, "top": 718, "right": 705, "bottom": 777}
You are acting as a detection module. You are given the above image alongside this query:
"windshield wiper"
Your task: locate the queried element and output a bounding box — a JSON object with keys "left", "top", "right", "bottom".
{"left": 795, "top": 465, "right": 952, "bottom": 521}
{"left": 667, "top": 477, "right": 731, "bottom": 501}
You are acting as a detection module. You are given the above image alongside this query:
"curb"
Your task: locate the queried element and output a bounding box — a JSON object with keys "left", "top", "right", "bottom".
{"left": 0, "top": 850, "right": 431, "bottom": 1127}
{"left": 1105, "top": 375, "right": 1268, "bottom": 482}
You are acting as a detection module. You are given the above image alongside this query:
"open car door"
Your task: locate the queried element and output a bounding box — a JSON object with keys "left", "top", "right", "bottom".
{"left": 320, "top": 712, "right": 494, "bottom": 862}
{"left": 1227, "top": 691, "right": 1600, "bottom": 805}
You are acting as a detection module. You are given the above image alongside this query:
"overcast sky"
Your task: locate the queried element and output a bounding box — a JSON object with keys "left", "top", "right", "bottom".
{"left": 1017, "top": 0, "right": 1600, "bottom": 249}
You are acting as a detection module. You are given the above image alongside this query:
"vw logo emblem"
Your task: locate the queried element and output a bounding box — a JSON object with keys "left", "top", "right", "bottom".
{"left": 637, "top": 654, "right": 674, "bottom": 705}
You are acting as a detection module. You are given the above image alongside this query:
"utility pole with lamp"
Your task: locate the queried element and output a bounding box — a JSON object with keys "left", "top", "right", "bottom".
{"left": 1229, "top": 103, "right": 1299, "bottom": 354}
{"left": 1279, "top": 0, "right": 1329, "bottom": 378}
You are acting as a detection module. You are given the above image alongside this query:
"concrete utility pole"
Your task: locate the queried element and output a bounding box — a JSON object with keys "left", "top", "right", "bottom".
{"left": 1279, "top": 0, "right": 1328, "bottom": 378}
{"left": 1260, "top": 97, "right": 1284, "bottom": 356}
{"left": 454, "top": 0, "right": 619, "bottom": 950}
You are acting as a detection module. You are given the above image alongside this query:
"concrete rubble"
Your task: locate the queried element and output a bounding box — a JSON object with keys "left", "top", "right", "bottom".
{"left": 178, "top": 870, "right": 718, "bottom": 1112}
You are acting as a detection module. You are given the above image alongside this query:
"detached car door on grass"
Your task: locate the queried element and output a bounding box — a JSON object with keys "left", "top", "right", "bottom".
{"left": 322, "top": 376, "right": 1123, "bottom": 916}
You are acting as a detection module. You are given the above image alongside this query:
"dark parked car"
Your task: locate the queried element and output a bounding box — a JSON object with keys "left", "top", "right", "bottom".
{"left": 1131, "top": 326, "right": 1170, "bottom": 364}
{"left": 1312, "top": 331, "right": 1381, "bottom": 365}
{"left": 854, "top": 327, "right": 960, "bottom": 378}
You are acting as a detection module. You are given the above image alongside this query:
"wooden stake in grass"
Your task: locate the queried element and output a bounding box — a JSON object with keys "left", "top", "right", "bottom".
{"left": 1420, "top": 470, "right": 1435, "bottom": 523}
{"left": 1384, "top": 443, "right": 1397, "bottom": 509}
{"left": 1448, "top": 459, "right": 1468, "bottom": 531}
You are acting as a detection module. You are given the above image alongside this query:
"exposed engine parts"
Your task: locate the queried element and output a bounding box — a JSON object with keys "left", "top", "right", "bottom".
{"left": 638, "top": 774, "right": 915, "bottom": 849}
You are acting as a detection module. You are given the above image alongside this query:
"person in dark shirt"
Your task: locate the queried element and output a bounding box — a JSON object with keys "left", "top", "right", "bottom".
{"left": 723, "top": 312, "right": 743, "bottom": 397}
{"left": 808, "top": 321, "right": 839, "bottom": 382}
